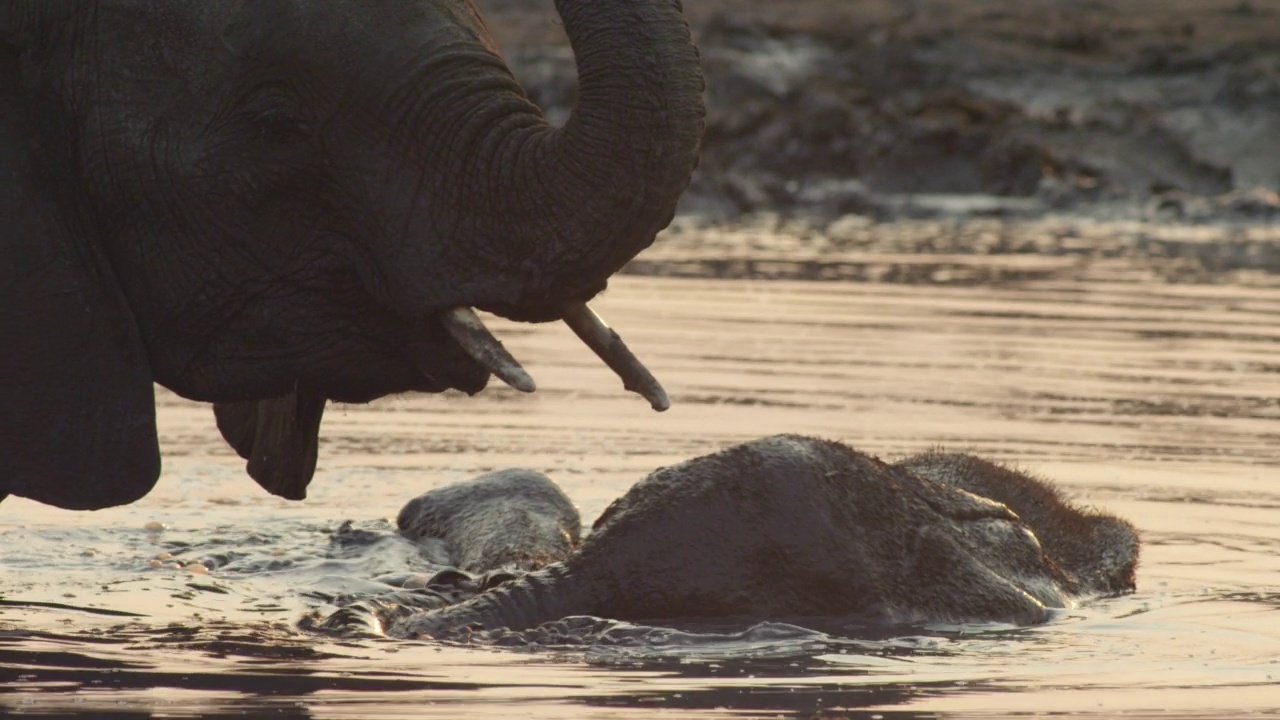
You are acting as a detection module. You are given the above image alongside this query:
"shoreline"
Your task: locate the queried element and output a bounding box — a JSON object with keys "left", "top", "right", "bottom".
{"left": 627, "top": 213, "right": 1280, "bottom": 285}
{"left": 478, "top": 0, "right": 1280, "bottom": 232}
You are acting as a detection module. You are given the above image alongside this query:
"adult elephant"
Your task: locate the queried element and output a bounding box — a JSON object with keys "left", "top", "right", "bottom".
{"left": 0, "top": 1, "right": 704, "bottom": 509}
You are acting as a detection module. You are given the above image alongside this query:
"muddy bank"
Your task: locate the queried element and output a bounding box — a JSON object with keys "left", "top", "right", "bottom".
{"left": 478, "top": 0, "right": 1280, "bottom": 227}
{"left": 629, "top": 215, "right": 1280, "bottom": 285}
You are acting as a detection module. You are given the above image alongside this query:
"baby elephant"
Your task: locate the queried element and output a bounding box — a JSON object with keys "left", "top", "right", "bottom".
{"left": 397, "top": 468, "right": 582, "bottom": 576}
{"left": 391, "top": 435, "right": 1138, "bottom": 638}
{"left": 302, "top": 468, "right": 582, "bottom": 636}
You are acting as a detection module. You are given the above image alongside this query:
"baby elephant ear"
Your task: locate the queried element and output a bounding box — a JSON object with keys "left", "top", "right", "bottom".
{"left": 214, "top": 392, "right": 326, "bottom": 501}
{"left": 0, "top": 43, "right": 161, "bottom": 509}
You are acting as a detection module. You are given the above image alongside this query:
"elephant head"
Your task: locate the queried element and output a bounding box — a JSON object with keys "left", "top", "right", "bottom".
{"left": 0, "top": 1, "right": 704, "bottom": 509}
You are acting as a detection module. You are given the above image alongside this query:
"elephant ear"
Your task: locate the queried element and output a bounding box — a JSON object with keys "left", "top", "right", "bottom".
{"left": 214, "top": 392, "right": 327, "bottom": 501}
{"left": 0, "top": 41, "right": 161, "bottom": 509}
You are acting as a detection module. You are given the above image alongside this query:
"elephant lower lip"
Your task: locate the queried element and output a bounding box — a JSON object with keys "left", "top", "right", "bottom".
{"left": 409, "top": 351, "right": 491, "bottom": 396}
{"left": 404, "top": 308, "right": 530, "bottom": 395}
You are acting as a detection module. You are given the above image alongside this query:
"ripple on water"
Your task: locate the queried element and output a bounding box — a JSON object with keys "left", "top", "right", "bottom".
{"left": 3, "top": 269, "right": 1279, "bottom": 718}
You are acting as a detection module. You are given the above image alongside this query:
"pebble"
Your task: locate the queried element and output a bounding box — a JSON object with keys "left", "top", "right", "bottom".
{"left": 143, "top": 521, "right": 167, "bottom": 532}
{"left": 186, "top": 563, "right": 210, "bottom": 575}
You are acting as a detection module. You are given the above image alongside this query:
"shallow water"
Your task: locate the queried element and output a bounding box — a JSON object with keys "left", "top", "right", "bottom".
{"left": 4, "top": 230, "right": 1280, "bottom": 718}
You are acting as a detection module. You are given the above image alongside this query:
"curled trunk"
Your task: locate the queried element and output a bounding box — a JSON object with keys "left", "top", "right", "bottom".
{"left": 376, "top": 0, "right": 705, "bottom": 322}
{"left": 348, "top": 0, "right": 702, "bottom": 406}
{"left": 515, "top": 0, "right": 706, "bottom": 303}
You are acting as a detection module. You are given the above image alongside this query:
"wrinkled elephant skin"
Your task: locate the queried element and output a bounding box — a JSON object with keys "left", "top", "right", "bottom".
{"left": 391, "top": 435, "right": 1139, "bottom": 637}
{"left": 0, "top": 1, "right": 704, "bottom": 509}
{"left": 397, "top": 468, "right": 581, "bottom": 576}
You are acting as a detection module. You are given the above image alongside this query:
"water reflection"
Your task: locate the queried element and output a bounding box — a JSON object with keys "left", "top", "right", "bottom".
{"left": 0, "top": 623, "right": 1014, "bottom": 718}
{"left": 3, "top": 262, "right": 1280, "bottom": 718}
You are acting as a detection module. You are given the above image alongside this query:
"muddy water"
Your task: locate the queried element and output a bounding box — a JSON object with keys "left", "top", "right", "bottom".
{"left": 3, "top": 238, "right": 1280, "bottom": 718}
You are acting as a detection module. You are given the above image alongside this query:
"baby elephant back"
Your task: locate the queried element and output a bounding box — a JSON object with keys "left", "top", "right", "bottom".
{"left": 577, "top": 434, "right": 1064, "bottom": 624}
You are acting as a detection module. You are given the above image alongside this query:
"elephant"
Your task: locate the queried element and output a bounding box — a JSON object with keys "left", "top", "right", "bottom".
{"left": 302, "top": 468, "right": 581, "bottom": 636}
{"left": 389, "top": 435, "right": 1139, "bottom": 638}
{"left": 1, "top": 1, "right": 705, "bottom": 509}
{"left": 396, "top": 467, "right": 581, "bottom": 576}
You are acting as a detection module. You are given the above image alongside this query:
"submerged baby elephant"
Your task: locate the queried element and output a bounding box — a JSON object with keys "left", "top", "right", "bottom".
{"left": 397, "top": 468, "right": 582, "bottom": 576}
{"left": 304, "top": 469, "right": 582, "bottom": 636}
{"left": 391, "top": 435, "right": 1138, "bottom": 638}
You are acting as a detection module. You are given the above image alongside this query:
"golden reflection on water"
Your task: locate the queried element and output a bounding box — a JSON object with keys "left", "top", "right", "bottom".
{"left": 3, "top": 270, "right": 1280, "bottom": 718}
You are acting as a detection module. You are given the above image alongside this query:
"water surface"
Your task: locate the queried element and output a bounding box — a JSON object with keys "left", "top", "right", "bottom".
{"left": 4, "top": 228, "right": 1279, "bottom": 718}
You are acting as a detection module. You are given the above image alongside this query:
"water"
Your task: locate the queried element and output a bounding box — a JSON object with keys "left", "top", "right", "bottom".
{"left": 3, "top": 222, "right": 1280, "bottom": 718}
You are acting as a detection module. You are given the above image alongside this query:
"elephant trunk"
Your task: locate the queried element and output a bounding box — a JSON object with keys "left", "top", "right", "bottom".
{"left": 487, "top": 0, "right": 705, "bottom": 318}
{"left": 356, "top": 0, "right": 703, "bottom": 407}
{"left": 549, "top": 0, "right": 704, "bottom": 273}
{"left": 388, "top": 564, "right": 593, "bottom": 638}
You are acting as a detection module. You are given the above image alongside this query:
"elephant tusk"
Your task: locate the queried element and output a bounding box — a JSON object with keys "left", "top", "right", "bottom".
{"left": 441, "top": 307, "right": 537, "bottom": 393}
{"left": 560, "top": 302, "right": 670, "bottom": 412}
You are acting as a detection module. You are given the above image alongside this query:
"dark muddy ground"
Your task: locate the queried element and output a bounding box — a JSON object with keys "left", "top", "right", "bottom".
{"left": 478, "top": 0, "right": 1280, "bottom": 227}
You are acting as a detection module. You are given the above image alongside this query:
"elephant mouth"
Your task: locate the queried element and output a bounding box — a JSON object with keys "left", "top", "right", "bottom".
{"left": 438, "top": 302, "right": 670, "bottom": 412}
